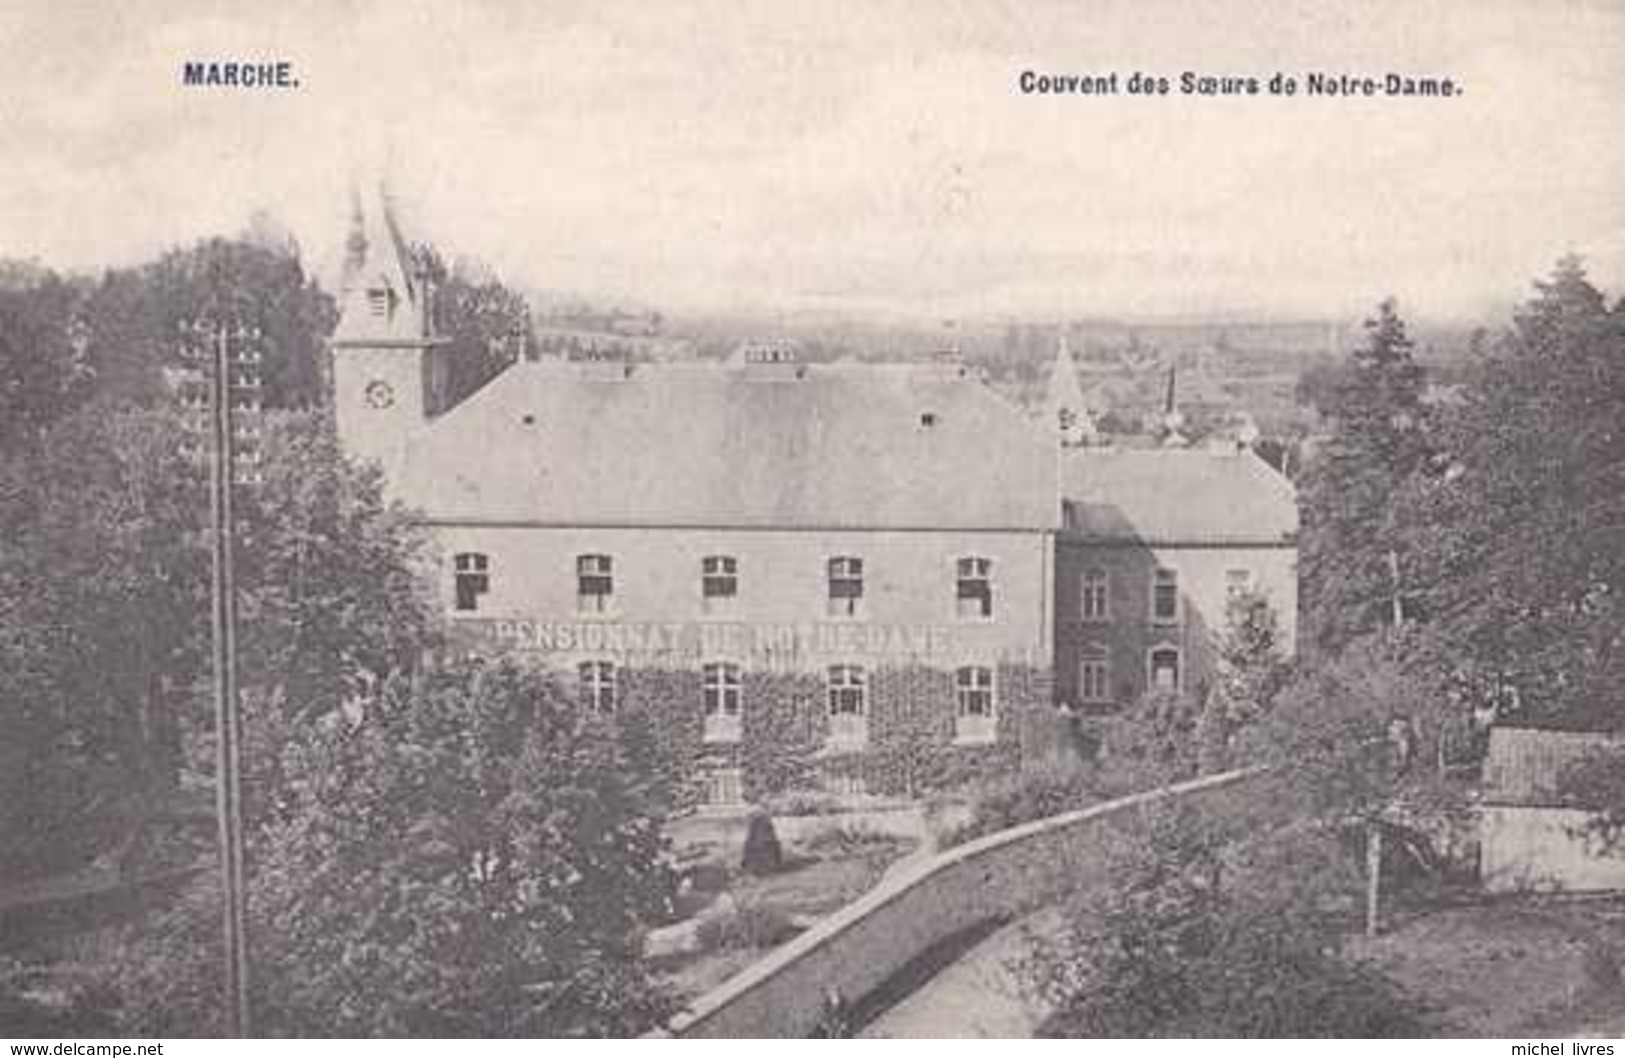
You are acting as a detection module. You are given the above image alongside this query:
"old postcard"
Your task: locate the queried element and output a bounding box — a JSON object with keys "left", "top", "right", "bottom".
{"left": 2, "top": 0, "right": 1622, "bottom": 1045}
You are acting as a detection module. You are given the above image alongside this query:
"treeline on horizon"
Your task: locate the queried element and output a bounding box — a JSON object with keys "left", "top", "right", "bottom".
{"left": 0, "top": 210, "right": 1495, "bottom": 450}
{"left": 0, "top": 213, "right": 538, "bottom": 451}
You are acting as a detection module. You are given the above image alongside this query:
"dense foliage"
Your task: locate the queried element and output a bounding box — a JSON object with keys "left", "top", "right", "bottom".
{"left": 1296, "top": 298, "right": 1435, "bottom": 656}
{"left": 0, "top": 403, "right": 204, "bottom": 878}
{"left": 111, "top": 662, "right": 675, "bottom": 1037}
{"left": 415, "top": 247, "right": 534, "bottom": 409}
{"left": 0, "top": 270, "right": 92, "bottom": 450}
{"left": 1413, "top": 258, "right": 1625, "bottom": 727}
{"left": 940, "top": 757, "right": 1101, "bottom": 848}
{"left": 74, "top": 233, "right": 336, "bottom": 414}
{"left": 1033, "top": 806, "right": 1433, "bottom": 1038}
{"left": 1297, "top": 262, "right": 1623, "bottom": 733}
{"left": 0, "top": 407, "right": 433, "bottom": 880}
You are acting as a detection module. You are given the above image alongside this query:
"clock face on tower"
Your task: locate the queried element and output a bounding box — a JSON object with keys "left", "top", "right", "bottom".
{"left": 363, "top": 379, "right": 395, "bottom": 409}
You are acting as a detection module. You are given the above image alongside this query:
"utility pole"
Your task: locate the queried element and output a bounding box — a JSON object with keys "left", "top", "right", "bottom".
{"left": 182, "top": 317, "right": 262, "bottom": 1037}
{"left": 1366, "top": 547, "right": 1408, "bottom": 938}
{"left": 1365, "top": 824, "right": 1383, "bottom": 938}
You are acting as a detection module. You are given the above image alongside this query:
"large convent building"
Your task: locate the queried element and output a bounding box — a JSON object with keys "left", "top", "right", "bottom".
{"left": 331, "top": 194, "right": 1297, "bottom": 805}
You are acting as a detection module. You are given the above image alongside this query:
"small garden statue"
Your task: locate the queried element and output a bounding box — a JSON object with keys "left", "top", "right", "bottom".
{"left": 741, "top": 809, "right": 783, "bottom": 875}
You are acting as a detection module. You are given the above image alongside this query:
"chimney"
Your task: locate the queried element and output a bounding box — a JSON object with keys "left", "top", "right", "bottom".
{"left": 413, "top": 253, "right": 434, "bottom": 340}
{"left": 341, "top": 187, "right": 368, "bottom": 289}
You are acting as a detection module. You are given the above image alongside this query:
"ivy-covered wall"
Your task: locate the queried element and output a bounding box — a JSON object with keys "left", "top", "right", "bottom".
{"left": 615, "top": 667, "right": 707, "bottom": 814}
{"left": 613, "top": 662, "right": 1054, "bottom": 806}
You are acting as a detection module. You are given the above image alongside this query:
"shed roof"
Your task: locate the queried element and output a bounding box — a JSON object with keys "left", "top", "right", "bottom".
{"left": 1483, "top": 727, "right": 1625, "bottom": 808}
{"left": 394, "top": 360, "right": 1060, "bottom": 531}
{"left": 1060, "top": 446, "right": 1297, "bottom": 545}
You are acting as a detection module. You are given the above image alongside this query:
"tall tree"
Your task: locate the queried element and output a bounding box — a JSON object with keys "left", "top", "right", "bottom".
{"left": 1297, "top": 299, "right": 1434, "bottom": 654}
{"left": 0, "top": 267, "right": 93, "bottom": 452}
{"left": 0, "top": 406, "right": 433, "bottom": 879}
{"left": 0, "top": 402, "right": 204, "bottom": 879}
{"left": 235, "top": 410, "right": 438, "bottom": 721}
{"left": 81, "top": 231, "right": 336, "bottom": 410}
{"left": 1416, "top": 258, "right": 1624, "bottom": 727}
{"left": 416, "top": 248, "right": 532, "bottom": 409}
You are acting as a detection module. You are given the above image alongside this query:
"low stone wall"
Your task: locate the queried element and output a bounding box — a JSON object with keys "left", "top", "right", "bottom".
{"left": 664, "top": 767, "right": 1264, "bottom": 1038}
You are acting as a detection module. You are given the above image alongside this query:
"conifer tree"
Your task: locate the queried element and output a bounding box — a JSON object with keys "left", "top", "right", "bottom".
{"left": 1297, "top": 299, "right": 1434, "bottom": 655}
{"left": 1417, "top": 257, "right": 1624, "bottom": 726}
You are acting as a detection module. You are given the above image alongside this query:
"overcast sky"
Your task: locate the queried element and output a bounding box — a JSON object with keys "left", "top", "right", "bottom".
{"left": 3, "top": 0, "right": 1621, "bottom": 322}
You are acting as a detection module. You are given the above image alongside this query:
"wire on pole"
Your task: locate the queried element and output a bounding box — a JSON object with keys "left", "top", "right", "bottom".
{"left": 185, "top": 315, "right": 260, "bottom": 1037}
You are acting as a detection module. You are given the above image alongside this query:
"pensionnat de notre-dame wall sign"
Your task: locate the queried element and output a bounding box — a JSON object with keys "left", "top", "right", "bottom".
{"left": 449, "top": 618, "right": 1031, "bottom": 668}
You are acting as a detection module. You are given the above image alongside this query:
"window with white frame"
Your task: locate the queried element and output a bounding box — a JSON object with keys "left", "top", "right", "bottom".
{"left": 1081, "top": 568, "right": 1109, "bottom": 621}
{"left": 1148, "top": 646, "right": 1181, "bottom": 692}
{"left": 1151, "top": 568, "right": 1180, "bottom": 624}
{"left": 1226, "top": 567, "right": 1255, "bottom": 598}
{"left": 826, "top": 771, "right": 868, "bottom": 798}
{"left": 827, "top": 556, "right": 864, "bottom": 617}
{"left": 955, "top": 557, "right": 993, "bottom": 619}
{"left": 701, "top": 555, "right": 739, "bottom": 615}
{"left": 1079, "top": 648, "right": 1111, "bottom": 705}
{"left": 826, "top": 664, "right": 868, "bottom": 745}
{"left": 453, "top": 552, "right": 489, "bottom": 612}
{"left": 702, "top": 766, "right": 744, "bottom": 807}
{"left": 577, "top": 554, "right": 613, "bottom": 613}
{"left": 578, "top": 660, "right": 617, "bottom": 715}
{"left": 954, "top": 665, "right": 996, "bottom": 742}
{"left": 702, "top": 661, "right": 743, "bottom": 743}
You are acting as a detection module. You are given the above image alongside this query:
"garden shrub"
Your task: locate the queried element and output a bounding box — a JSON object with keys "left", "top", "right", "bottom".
{"left": 694, "top": 899, "right": 799, "bottom": 953}
{"left": 940, "top": 757, "right": 1102, "bottom": 847}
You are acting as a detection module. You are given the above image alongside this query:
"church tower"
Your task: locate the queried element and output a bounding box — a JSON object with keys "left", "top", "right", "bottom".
{"left": 330, "top": 186, "right": 447, "bottom": 482}
{"left": 1043, "top": 335, "right": 1096, "bottom": 446}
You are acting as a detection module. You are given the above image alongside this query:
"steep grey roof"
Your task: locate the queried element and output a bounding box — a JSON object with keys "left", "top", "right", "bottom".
{"left": 394, "top": 360, "right": 1060, "bottom": 531}
{"left": 332, "top": 187, "right": 426, "bottom": 346}
{"left": 1060, "top": 446, "right": 1297, "bottom": 545}
{"left": 1483, "top": 727, "right": 1623, "bottom": 808}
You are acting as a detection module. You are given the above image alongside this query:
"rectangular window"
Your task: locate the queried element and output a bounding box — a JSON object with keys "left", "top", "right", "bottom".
{"left": 578, "top": 661, "right": 617, "bottom": 715}
{"left": 1080, "top": 656, "right": 1111, "bottom": 704}
{"left": 955, "top": 557, "right": 993, "bottom": 619}
{"left": 1081, "top": 569, "right": 1109, "bottom": 622}
{"left": 954, "top": 665, "right": 997, "bottom": 744}
{"left": 702, "top": 661, "right": 743, "bottom": 743}
{"left": 955, "top": 665, "right": 995, "bottom": 717}
{"left": 703, "top": 767, "right": 744, "bottom": 807}
{"left": 577, "top": 554, "right": 613, "bottom": 614}
{"left": 827, "top": 556, "right": 864, "bottom": 618}
{"left": 701, "top": 555, "right": 738, "bottom": 615}
{"left": 826, "top": 664, "right": 868, "bottom": 746}
{"left": 1151, "top": 568, "right": 1180, "bottom": 624}
{"left": 826, "top": 772, "right": 868, "bottom": 798}
{"left": 1226, "top": 568, "right": 1255, "bottom": 598}
{"left": 453, "top": 552, "right": 489, "bottom": 612}
{"left": 1149, "top": 647, "right": 1181, "bottom": 692}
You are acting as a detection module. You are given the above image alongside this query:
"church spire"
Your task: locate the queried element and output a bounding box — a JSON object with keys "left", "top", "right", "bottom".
{"left": 1045, "top": 334, "right": 1093, "bottom": 446}
{"left": 341, "top": 184, "right": 368, "bottom": 287}
{"left": 1159, "top": 362, "right": 1189, "bottom": 447}
{"left": 333, "top": 183, "right": 427, "bottom": 344}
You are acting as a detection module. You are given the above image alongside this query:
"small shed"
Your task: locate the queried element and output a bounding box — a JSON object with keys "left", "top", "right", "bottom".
{"left": 1480, "top": 727, "right": 1625, "bottom": 892}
